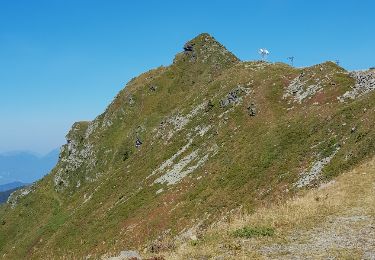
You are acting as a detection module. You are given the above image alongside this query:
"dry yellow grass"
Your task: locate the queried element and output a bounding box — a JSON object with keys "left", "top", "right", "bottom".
{"left": 160, "top": 157, "right": 375, "bottom": 259}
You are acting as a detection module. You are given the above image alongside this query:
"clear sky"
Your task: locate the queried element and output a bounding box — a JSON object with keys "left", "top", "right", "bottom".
{"left": 0, "top": 0, "right": 374, "bottom": 154}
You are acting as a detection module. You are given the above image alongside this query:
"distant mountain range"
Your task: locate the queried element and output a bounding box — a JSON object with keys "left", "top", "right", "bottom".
{"left": 0, "top": 181, "right": 27, "bottom": 192}
{"left": 0, "top": 149, "right": 59, "bottom": 185}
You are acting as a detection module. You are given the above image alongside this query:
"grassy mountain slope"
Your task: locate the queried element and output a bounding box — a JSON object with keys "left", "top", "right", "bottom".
{"left": 164, "top": 157, "right": 375, "bottom": 259}
{"left": 0, "top": 33, "right": 374, "bottom": 259}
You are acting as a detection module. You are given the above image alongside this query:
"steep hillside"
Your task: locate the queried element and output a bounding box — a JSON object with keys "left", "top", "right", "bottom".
{"left": 164, "top": 157, "right": 375, "bottom": 259}
{"left": 0, "top": 33, "right": 374, "bottom": 259}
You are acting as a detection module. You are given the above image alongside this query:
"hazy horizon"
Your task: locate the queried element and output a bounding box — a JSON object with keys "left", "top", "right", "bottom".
{"left": 0, "top": 147, "right": 60, "bottom": 158}
{"left": 0, "top": 148, "right": 59, "bottom": 185}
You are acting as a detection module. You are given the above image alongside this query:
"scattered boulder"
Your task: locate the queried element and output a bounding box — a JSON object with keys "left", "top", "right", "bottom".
{"left": 205, "top": 100, "right": 214, "bottom": 112}
{"left": 183, "top": 43, "right": 194, "bottom": 52}
{"left": 135, "top": 137, "right": 143, "bottom": 148}
{"left": 247, "top": 103, "right": 257, "bottom": 116}
{"left": 122, "top": 151, "right": 130, "bottom": 161}
{"left": 128, "top": 95, "right": 135, "bottom": 106}
{"left": 283, "top": 75, "right": 322, "bottom": 103}
{"left": 220, "top": 90, "right": 239, "bottom": 107}
{"left": 7, "top": 185, "right": 35, "bottom": 208}
{"left": 220, "top": 86, "right": 251, "bottom": 108}
{"left": 149, "top": 85, "right": 157, "bottom": 91}
{"left": 159, "top": 120, "right": 166, "bottom": 128}
{"left": 181, "top": 41, "right": 198, "bottom": 62}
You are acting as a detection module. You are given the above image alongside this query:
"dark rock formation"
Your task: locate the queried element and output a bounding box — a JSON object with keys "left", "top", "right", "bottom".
{"left": 149, "top": 85, "right": 157, "bottom": 91}
{"left": 135, "top": 137, "right": 143, "bottom": 148}
{"left": 220, "top": 87, "right": 245, "bottom": 107}
{"left": 183, "top": 43, "right": 194, "bottom": 52}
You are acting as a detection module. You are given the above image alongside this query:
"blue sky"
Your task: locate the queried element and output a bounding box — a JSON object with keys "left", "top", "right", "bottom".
{"left": 0, "top": 0, "right": 374, "bottom": 154}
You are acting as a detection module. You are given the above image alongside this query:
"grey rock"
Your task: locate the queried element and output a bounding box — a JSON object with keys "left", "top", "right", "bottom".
{"left": 128, "top": 95, "right": 135, "bottom": 106}
{"left": 247, "top": 103, "right": 257, "bottom": 116}
{"left": 220, "top": 88, "right": 242, "bottom": 107}
{"left": 149, "top": 85, "right": 157, "bottom": 91}
{"left": 183, "top": 43, "right": 194, "bottom": 52}
{"left": 339, "top": 70, "right": 375, "bottom": 101}
{"left": 135, "top": 137, "right": 142, "bottom": 148}
{"left": 106, "top": 250, "right": 141, "bottom": 260}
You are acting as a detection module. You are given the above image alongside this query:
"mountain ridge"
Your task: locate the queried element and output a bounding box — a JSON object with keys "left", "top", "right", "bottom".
{"left": 0, "top": 33, "right": 374, "bottom": 259}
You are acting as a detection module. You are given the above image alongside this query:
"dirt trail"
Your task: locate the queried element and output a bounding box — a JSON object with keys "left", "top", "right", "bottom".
{"left": 260, "top": 159, "right": 375, "bottom": 259}
{"left": 261, "top": 210, "right": 375, "bottom": 259}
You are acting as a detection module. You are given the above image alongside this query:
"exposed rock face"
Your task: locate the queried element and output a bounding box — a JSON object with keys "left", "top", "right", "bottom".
{"left": 283, "top": 74, "right": 323, "bottom": 103}
{"left": 283, "top": 62, "right": 347, "bottom": 104}
{"left": 295, "top": 146, "right": 341, "bottom": 188}
{"left": 183, "top": 43, "right": 194, "bottom": 52}
{"left": 173, "top": 33, "right": 239, "bottom": 69}
{"left": 153, "top": 143, "right": 218, "bottom": 186}
{"left": 338, "top": 70, "right": 375, "bottom": 101}
{"left": 220, "top": 90, "right": 240, "bottom": 107}
{"left": 7, "top": 185, "right": 35, "bottom": 208}
{"left": 220, "top": 86, "right": 251, "bottom": 107}
{"left": 53, "top": 121, "right": 97, "bottom": 191}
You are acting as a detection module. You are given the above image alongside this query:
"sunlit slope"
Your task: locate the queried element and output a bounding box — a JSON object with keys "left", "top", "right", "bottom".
{"left": 0, "top": 33, "right": 374, "bottom": 259}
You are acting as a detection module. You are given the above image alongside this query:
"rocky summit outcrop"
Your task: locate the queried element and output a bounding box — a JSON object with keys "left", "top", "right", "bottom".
{"left": 175, "top": 33, "right": 239, "bottom": 66}
{"left": 0, "top": 33, "right": 374, "bottom": 259}
{"left": 338, "top": 70, "right": 375, "bottom": 101}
